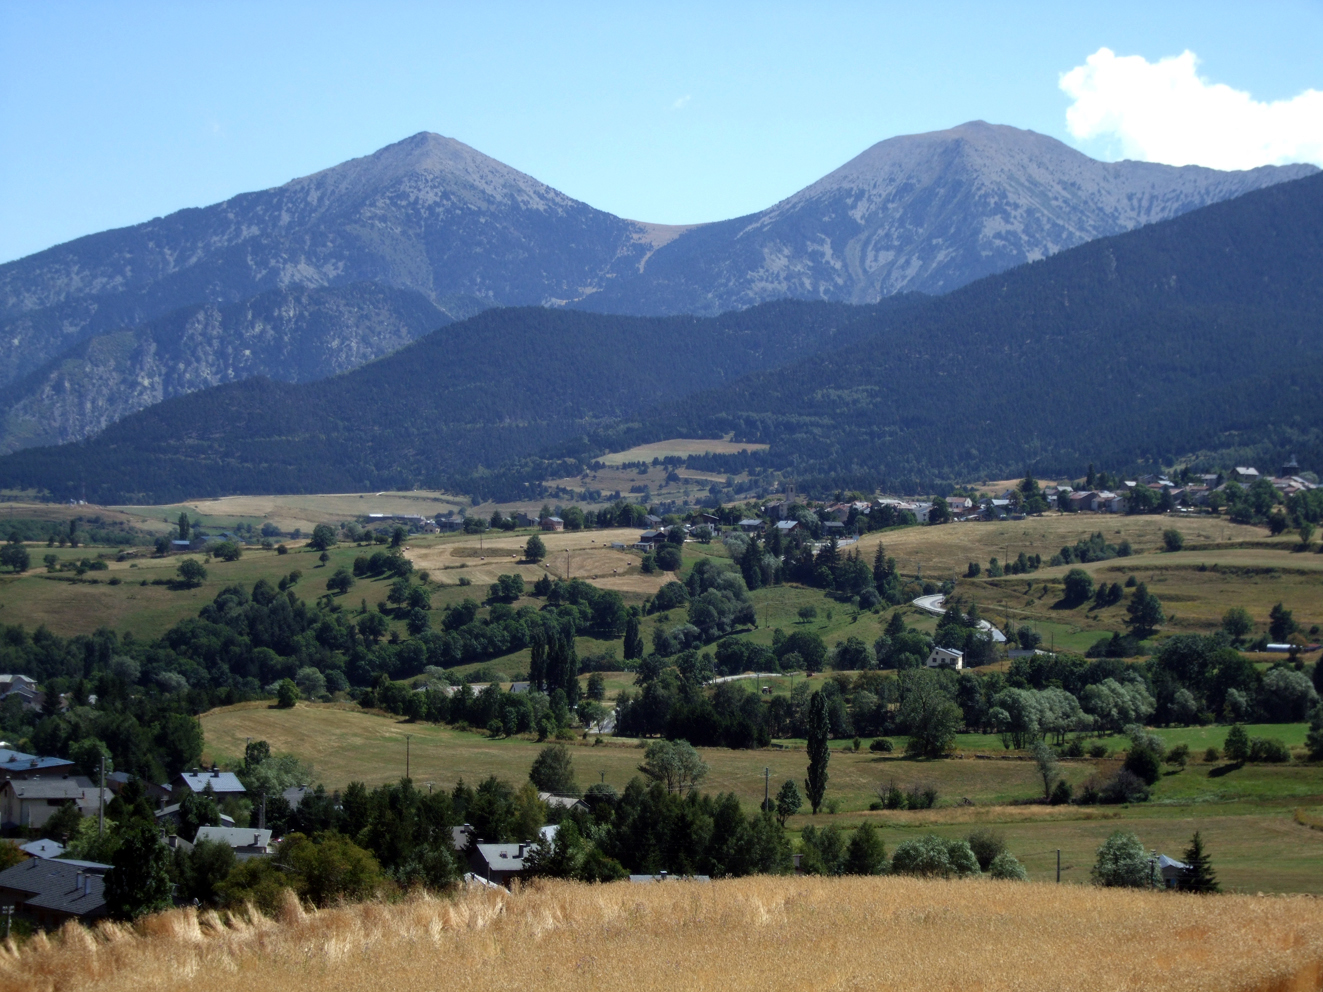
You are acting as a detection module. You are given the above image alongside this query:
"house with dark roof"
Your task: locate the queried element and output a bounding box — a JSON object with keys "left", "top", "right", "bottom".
{"left": 537, "top": 791, "right": 588, "bottom": 813}
{"left": 468, "top": 841, "right": 530, "bottom": 886}
{"left": 0, "top": 747, "right": 75, "bottom": 780}
{"left": 193, "top": 826, "right": 273, "bottom": 860}
{"left": 0, "top": 675, "right": 41, "bottom": 711}
{"left": 0, "top": 776, "right": 108, "bottom": 829}
{"left": 171, "top": 769, "right": 247, "bottom": 800}
{"left": 0, "top": 857, "right": 108, "bottom": 928}
{"left": 155, "top": 803, "right": 235, "bottom": 830}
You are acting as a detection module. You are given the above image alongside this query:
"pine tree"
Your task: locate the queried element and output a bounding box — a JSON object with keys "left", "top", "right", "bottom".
{"left": 872, "top": 543, "right": 889, "bottom": 586}
{"left": 886, "top": 610, "right": 905, "bottom": 637}
{"left": 805, "top": 691, "right": 830, "bottom": 814}
{"left": 1125, "top": 582, "right": 1164, "bottom": 637}
{"left": 1181, "top": 830, "right": 1220, "bottom": 893}
{"left": 177, "top": 511, "right": 190, "bottom": 541}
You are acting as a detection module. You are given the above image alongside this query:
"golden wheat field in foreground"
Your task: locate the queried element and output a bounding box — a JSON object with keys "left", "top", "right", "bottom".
{"left": 4, "top": 876, "right": 1323, "bottom": 992}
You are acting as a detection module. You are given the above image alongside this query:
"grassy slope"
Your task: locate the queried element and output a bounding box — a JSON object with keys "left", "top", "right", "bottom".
{"left": 199, "top": 699, "right": 1323, "bottom": 892}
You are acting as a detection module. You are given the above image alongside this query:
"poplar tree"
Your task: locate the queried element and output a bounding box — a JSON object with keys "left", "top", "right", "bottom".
{"left": 805, "top": 691, "right": 830, "bottom": 814}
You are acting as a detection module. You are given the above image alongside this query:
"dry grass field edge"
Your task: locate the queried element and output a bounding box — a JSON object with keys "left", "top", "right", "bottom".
{"left": 4, "top": 877, "right": 1323, "bottom": 992}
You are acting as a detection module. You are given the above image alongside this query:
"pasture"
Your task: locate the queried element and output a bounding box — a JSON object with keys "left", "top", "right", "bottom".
{"left": 199, "top": 701, "right": 1323, "bottom": 893}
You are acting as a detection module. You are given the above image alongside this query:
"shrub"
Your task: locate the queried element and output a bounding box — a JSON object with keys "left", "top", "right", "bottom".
{"left": 1062, "top": 738, "right": 1084, "bottom": 758}
{"left": 1049, "top": 779, "right": 1073, "bottom": 805}
{"left": 891, "top": 835, "right": 979, "bottom": 878}
{"left": 1091, "top": 830, "right": 1150, "bottom": 888}
{"left": 988, "top": 851, "right": 1028, "bottom": 880}
{"left": 529, "top": 743, "right": 578, "bottom": 793}
{"left": 1166, "top": 743, "right": 1189, "bottom": 768}
{"left": 1247, "top": 737, "right": 1290, "bottom": 763}
{"left": 1123, "top": 744, "right": 1162, "bottom": 785}
{"left": 1099, "top": 768, "right": 1150, "bottom": 804}
{"left": 1062, "top": 568, "right": 1094, "bottom": 605}
{"left": 1162, "top": 529, "right": 1184, "bottom": 552}
{"left": 1203, "top": 746, "right": 1220, "bottom": 762}
{"left": 966, "top": 829, "right": 1006, "bottom": 871}
{"left": 1088, "top": 742, "right": 1109, "bottom": 759}
{"left": 869, "top": 737, "right": 894, "bottom": 753}
{"left": 275, "top": 679, "right": 299, "bottom": 709}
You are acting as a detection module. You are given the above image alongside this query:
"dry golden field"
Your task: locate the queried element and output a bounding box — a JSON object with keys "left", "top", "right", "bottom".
{"left": 595, "top": 437, "right": 769, "bottom": 465}
{"left": 112, "top": 490, "right": 468, "bottom": 535}
{"left": 404, "top": 527, "right": 667, "bottom": 595}
{"left": 5, "top": 877, "right": 1323, "bottom": 992}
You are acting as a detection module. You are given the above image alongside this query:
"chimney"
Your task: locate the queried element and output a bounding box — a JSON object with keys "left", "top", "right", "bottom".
{"left": 75, "top": 871, "right": 84, "bottom": 892}
{"left": 659, "top": 870, "right": 668, "bottom": 879}
{"left": 86, "top": 875, "right": 93, "bottom": 896}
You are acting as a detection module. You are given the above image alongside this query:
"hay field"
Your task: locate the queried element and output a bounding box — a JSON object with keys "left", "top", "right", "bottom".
{"left": 596, "top": 437, "right": 768, "bottom": 465}
{"left": 6, "top": 877, "right": 1323, "bottom": 992}
{"left": 405, "top": 527, "right": 667, "bottom": 595}
{"left": 112, "top": 490, "right": 467, "bottom": 535}
{"left": 855, "top": 514, "right": 1277, "bottom": 580}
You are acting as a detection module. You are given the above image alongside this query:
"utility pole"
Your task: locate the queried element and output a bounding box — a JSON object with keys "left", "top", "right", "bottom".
{"left": 599, "top": 770, "right": 606, "bottom": 784}
{"left": 764, "top": 767, "right": 770, "bottom": 812}
{"left": 1056, "top": 849, "right": 1061, "bottom": 883}
{"left": 406, "top": 735, "right": 411, "bottom": 780}
{"left": 98, "top": 755, "right": 105, "bottom": 837}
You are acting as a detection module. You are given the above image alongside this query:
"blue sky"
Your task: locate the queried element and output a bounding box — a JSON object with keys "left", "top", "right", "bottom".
{"left": 2, "top": 1, "right": 1321, "bottom": 263}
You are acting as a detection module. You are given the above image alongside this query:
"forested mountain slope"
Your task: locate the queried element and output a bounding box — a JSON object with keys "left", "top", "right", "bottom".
{"left": 580, "top": 121, "right": 1316, "bottom": 315}
{"left": 0, "top": 283, "right": 467, "bottom": 453}
{"left": 619, "top": 171, "right": 1323, "bottom": 490}
{"left": 0, "top": 299, "right": 915, "bottom": 503}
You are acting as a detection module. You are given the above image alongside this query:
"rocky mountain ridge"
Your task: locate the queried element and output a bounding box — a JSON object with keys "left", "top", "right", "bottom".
{"left": 0, "top": 124, "right": 1314, "bottom": 453}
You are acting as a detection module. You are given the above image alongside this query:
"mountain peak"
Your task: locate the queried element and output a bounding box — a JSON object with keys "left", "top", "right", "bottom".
{"left": 283, "top": 131, "right": 568, "bottom": 210}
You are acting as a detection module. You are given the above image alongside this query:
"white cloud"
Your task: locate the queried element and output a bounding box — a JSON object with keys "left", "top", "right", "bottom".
{"left": 1060, "top": 47, "right": 1323, "bottom": 170}
{"left": 670, "top": 94, "right": 692, "bottom": 111}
